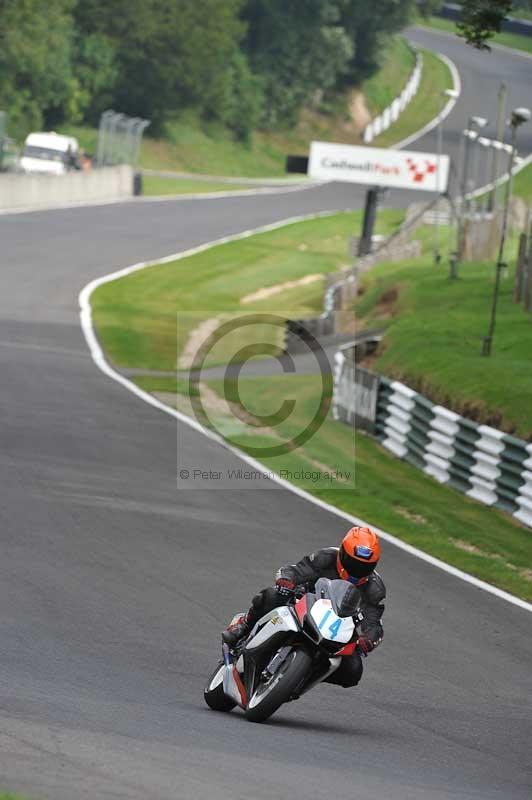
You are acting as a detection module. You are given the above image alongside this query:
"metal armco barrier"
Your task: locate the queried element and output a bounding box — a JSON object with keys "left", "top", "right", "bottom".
{"left": 333, "top": 356, "right": 380, "bottom": 434}
{"left": 333, "top": 352, "right": 532, "bottom": 529}
{"left": 284, "top": 315, "right": 334, "bottom": 352}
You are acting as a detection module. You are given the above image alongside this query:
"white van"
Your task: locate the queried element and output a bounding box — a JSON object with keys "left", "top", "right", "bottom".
{"left": 19, "top": 132, "right": 79, "bottom": 175}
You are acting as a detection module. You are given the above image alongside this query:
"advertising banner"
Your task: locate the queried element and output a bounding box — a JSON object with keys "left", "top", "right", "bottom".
{"left": 308, "top": 140, "right": 450, "bottom": 193}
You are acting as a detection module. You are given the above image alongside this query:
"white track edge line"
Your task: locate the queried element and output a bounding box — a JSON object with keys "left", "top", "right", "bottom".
{"left": 392, "top": 51, "right": 462, "bottom": 150}
{"left": 79, "top": 212, "right": 532, "bottom": 615}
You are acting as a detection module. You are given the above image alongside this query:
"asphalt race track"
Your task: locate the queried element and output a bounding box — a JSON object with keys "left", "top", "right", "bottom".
{"left": 1, "top": 28, "right": 531, "bottom": 800}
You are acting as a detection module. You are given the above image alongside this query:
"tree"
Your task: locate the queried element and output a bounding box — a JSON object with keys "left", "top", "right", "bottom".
{"left": 0, "top": 0, "right": 76, "bottom": 137}
{"left": 0, "top": 0, "right": 443, "bottom": 140}
{"left": 220, "top": 51, "right": 264, "bottom": 143}
{"left": 71, "top": 33, "right": 118, "bottom": 124}
{"left": 243, "top": 0, "right": 353, "bottom": 127}
{"left": 339, "top": 0, "right": 417, "bottom": 84}
{"left": 458, "top": 0, "right": 513, "bottom": 49}
{"left": 75, "top": 0, "right": 245, "bottom": 132}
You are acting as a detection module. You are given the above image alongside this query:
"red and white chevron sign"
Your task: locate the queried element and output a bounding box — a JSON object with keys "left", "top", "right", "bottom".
{"left": 308, "top": 140, "right": 449, "bottom": 193}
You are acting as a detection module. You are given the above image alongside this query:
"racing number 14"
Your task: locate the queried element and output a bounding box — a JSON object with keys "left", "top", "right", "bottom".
{"left": 317, "top": 609, "right": 342, "bottom": 640}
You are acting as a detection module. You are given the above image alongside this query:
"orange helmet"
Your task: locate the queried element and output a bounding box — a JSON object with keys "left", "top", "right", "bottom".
{"left": 337, "top": 526, "right": 381, "bottom": 583}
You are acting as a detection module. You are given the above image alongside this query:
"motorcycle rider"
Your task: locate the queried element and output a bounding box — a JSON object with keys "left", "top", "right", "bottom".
{"left": 222, "top": 526, "right": 385, "bottom": 688}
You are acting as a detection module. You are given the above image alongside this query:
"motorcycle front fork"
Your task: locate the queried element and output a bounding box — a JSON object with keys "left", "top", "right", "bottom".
{"left": 261, "top": 646, "right": 292, "bottom": 680}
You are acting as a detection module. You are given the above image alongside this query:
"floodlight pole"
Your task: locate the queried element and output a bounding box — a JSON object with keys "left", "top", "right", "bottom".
{"left": 482, "top": 108, "right": 530, "bottom": 356}
{"left": 434, "top": 88, "right": 458, "bottom": 266}
{"left": 455, "top": 116, "right": 488, "bottom": 270}
{"left": 488, "top": 83, "right": 507, "bottom": 213}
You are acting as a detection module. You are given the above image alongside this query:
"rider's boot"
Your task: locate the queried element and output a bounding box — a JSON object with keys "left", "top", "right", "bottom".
{"left": 222, "top": 613, "right": 252, "bottom": 647}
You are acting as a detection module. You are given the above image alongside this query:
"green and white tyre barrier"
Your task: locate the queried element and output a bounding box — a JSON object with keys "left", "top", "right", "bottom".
{"left": 333, "top": 351, "right": 532, "bottom": 528}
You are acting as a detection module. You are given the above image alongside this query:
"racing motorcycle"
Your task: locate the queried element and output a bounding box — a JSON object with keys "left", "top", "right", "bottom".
{"left": 204, "top": 578, "right": 363, "bottom": 723}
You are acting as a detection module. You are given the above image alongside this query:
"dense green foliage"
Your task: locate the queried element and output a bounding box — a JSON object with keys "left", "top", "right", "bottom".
{"left": 459, "top": 0, "right": 513, "bottom": 48}
{"left": 435, "top": 0, "right": 530, "bottom": 49}
{"left": 1, "top": 0, "right": 437, "bottom": 142}
{"left": 422, "top": 13, "right": 532, "bottom": 54}
{"left": 0, "top": 0, "right": 76, "bottom": 137}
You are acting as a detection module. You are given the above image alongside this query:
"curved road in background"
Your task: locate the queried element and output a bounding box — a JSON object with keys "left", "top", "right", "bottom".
{"left": 1, "top": 27, "right": 531, "bottom": 800}
{"left": 406, "top": 26, "right": 532, "bottom": 182}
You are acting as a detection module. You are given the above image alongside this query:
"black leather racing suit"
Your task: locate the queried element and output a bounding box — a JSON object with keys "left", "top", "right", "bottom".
{"left": 247, "top": 547, "right": 386, "bottom": 688}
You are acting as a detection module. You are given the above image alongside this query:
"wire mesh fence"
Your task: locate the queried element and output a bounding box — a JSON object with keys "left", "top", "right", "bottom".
{"left": 96, "top": 110, "right": 150, "bottom": 168}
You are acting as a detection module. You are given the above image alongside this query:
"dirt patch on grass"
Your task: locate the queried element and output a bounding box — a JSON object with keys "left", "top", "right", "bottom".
{"left": 348, "top": 90, "right": 372, "bottom": 135}
{"left": 377, "top": 286, "right": 399, "bottom": 317}
{"left": 198, "top": 382, "right": 270, "bottom": 428}
{"left": 178, "top": 317, "right": 220, "bottom": 369}
{"left": 450, "top": 538, "right": 532, "bottom": 582}
{"left": 396, "top": 506, "right": 427, "bottom": 525}
{"left": 240, "top": 274, "right": 323, "bottom": 305}
{"left": 301, "top": 456, "right": 352, "bottom": 484}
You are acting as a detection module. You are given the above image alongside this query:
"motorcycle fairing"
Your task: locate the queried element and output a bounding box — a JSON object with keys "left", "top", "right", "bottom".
{"left": 222, "top": 644, "right": 248, "bottom": 708}
{"left": 309, "top": 598, "right": 355, "bottom": 644}
{"left": 244, "top": 605, "right": 299, "bottom": 652}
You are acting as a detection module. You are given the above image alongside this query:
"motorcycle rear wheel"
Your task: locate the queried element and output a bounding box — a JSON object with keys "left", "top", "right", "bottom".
{"left": 245, "top": 648, "right": 311, "bottom": 723}
{"left": 204, "top": 661, "right": 237, "bottom": 712}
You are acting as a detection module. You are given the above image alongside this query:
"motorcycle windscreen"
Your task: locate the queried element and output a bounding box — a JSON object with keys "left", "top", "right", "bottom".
{"left": 314, "top": 577, "right": 360, "bottom": 618}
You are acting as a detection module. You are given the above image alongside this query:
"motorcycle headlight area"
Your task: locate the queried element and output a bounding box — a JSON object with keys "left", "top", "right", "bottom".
{"left": 308, "top": 599, "right": 355, "bottom": 645}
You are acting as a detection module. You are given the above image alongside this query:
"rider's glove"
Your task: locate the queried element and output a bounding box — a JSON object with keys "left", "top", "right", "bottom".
{"left": 357, "top": 634, "right": 377, "bottom": 656}
{"left": 275, "top": 578, "right": 296, "bottom": 599}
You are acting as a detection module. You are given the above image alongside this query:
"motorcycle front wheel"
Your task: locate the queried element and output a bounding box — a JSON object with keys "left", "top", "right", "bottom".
{"left": 245, "top": 648, "right": 311, "bottom": 723}
{"left": 204, "top": 661, "right": 237, "bottom": 712}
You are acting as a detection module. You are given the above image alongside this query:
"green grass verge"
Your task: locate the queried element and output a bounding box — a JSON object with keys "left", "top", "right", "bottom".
{"left": 355, "top": 235, "right": 532, "bottom": 438}
{"left": 142, "top": 176, "right": 252, "bottom": 196}
{"left": 91, "top": 209, "right": 404, "bottom": 371}
{"left": 420, "top": 16, "right": 532, "bottom": 55}
{"left": 372, "top": 48, "right": 453, "bottom": 147}
{"left": 363, "top": 37, "right": 416, "bottom": 116}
